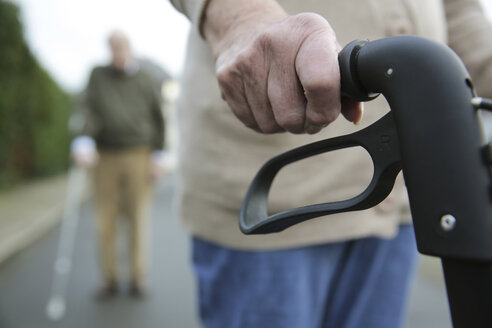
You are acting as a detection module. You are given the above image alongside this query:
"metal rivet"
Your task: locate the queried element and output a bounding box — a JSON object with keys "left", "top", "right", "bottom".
{"left": 386, "top": 68, "right": 394, "bottom": 76}
{"left": 440, "top": 214, "right": 456, "bottom": 231}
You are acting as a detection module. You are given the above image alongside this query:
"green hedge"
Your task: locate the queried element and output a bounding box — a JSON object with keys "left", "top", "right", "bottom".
{"left": 0, "top": 1, "right": 71, "bottom": 189}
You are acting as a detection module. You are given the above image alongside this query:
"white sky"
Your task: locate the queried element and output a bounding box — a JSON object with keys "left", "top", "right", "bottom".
{"left": 9, "top": 0, "right": 492, "bottom": 93}
{"left": 10, "top": 0, "right": 191, "bottom": 92}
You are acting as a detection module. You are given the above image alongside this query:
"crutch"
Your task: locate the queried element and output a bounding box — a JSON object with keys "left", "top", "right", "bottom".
{"left": 45, "top": 166, "right": 86, "bottom": 321}
{"left": 240, "top": 36, "right": 492, "bottom": 327}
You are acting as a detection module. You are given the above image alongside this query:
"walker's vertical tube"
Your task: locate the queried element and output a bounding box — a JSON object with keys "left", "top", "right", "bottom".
{"left": 442, "top": 259, "right": 492, "bottom": 327}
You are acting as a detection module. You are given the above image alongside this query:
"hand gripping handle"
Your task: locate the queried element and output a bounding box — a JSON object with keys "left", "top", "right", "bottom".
{"left": 241, "top": 36, "right": 492, "bottom": 264}
{"left": 239, "top": 39, "right": 396, "bottom": 235}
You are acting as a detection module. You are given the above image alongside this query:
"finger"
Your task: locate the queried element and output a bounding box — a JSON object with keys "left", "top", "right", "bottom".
{"left": 269, "top": 80, "right": 306, "bottom": 134}
{"left": 217, "top": 63, "right": 261, "bottom": 131}
{"left": 303, "top": 122, "right": 324, "bottom": 134}
{"left": 295, "top": 28, "right": 341, "bottom": 132}
{"left": 267, "top": 49, "right": 306, "bottom": 134}
{"left": 341, "top": 98, "right": 364, "bottom": 125}
{"left": 240, "top": 53, "right": 283, "bottom": 134}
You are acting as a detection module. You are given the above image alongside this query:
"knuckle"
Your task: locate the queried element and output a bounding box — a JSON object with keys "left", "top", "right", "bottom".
{"left": 217, "top": 67, "right": 244, "bottom": 100}
{"left": 292, "top": 13, "right": 330, "bottom": 30}
{"left": 303, "top": 76, "right": 337, "bottom": 96}
{"left": 216, "top": 66, "right": 236, "bottom": 87}
{"left": 256, "top": 29, "right": 276, "bottom": 49}
{"left": 236, "top": 50, "right": 258, "bottom": 76}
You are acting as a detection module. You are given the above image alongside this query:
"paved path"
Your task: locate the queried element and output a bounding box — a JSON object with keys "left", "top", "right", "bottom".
{"left": 0, "top": 174, "right": 67, "bottom": 264}
{"left": 0, "top": 175, "right": 201, "bottom": 328}
{"left": 0, "top": 175, "right": 452, "bottom": 327}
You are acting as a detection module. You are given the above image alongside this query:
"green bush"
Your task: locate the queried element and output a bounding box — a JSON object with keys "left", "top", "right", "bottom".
{"left": 0, "top": 1, "right": 71, "bottom": 189}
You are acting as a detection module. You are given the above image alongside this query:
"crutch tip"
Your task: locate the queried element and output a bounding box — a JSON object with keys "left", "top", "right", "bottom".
{"left": 46, "top": 297, "right": 66, "bottom": 321}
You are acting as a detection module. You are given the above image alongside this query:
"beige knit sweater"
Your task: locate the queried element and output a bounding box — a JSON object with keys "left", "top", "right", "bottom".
{"left": 170, "top": 0, "right": 492, "bottom": 250}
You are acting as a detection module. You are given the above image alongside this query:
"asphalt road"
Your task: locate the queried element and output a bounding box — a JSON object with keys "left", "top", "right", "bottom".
{"left": 0, "top": 175, "right": 452, "bottom": 328}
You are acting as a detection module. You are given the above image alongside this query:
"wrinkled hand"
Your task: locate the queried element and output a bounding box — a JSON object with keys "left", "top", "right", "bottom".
{"left": 204, "top": 0, "right": 362, "bottom": 134}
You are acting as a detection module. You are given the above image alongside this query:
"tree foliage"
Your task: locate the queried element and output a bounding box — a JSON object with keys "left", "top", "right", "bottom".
{"left": 0, "top": 1, "right": 71, "bottom": 188}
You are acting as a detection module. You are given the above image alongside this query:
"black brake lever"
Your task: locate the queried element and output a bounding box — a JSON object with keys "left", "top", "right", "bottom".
{"left": 240, "top": 111, "right": 401, "bottom": 234}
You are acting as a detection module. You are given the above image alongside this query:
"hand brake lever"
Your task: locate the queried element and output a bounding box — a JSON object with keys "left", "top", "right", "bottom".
{"left": 240, "top": 111, "right": 401, "bottom": 234}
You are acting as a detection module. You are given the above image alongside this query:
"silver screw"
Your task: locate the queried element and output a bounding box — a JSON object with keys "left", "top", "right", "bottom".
{"left": 440, "top": 214, "right": 456, "bottom": 231}
{"left": 386, "top": 68, "right": 394, "bottom": 76}
{"left": 471, "top": 97, "right": 483, "bottom": 109}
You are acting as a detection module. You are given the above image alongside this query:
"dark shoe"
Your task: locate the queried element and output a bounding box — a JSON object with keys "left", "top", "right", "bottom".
{"left": 94, "top": 281, "right": 118, "bottom": 300}
{"left": 129, "top": 282, "right": 148, "bottom": 299}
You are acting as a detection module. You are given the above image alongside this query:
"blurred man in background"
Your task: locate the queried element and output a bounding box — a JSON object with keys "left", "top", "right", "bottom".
{"left": 71, "top": 31, "right": 166, "bottom": 298}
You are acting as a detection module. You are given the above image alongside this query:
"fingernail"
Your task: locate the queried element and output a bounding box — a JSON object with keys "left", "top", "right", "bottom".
{"left": 354, "top": 103, "right": 364, "bottom": 125}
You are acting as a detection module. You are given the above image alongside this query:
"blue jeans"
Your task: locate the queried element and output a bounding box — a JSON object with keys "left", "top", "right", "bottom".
{"left": 192, "top": 225, "right": 418, "bottom": 328}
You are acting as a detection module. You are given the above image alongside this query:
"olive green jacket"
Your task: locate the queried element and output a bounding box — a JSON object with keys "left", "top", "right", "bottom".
{"left": 81, "top": 65, "right": 165, "bottom": 150}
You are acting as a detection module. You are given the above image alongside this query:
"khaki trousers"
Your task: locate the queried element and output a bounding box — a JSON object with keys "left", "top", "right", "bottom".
{"left": 93, "top": 146, "right": 151, "bottom": 285}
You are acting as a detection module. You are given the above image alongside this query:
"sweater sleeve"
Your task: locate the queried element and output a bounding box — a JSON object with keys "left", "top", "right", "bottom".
{"left": 76, "top": 68, "right": 102, "bottom": 139}
{"left": 151, "top": 84, "right": 166, "bottom": 150}
{"left": 169, "top": 0, "right": 210, "bottom": 36}
{"left": 444, "top": 0, "right": 492, "bottom": 98}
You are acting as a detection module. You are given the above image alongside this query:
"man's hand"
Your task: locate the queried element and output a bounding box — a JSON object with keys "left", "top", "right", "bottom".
{"left": 203, "top": 0, "right": 362, "bottom": 134}
{"left": 149, "top": 150, "right": 169, "bottom": 180}
{"left": 71, "top": 136, "right": 99, "bottom": 168}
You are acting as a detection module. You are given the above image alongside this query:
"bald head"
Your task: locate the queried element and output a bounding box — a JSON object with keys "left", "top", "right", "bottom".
{"left": 108, "top": 30, "right": 132, "bottom": 71}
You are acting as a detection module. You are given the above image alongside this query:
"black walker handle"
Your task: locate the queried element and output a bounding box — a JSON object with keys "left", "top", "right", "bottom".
{"left": 240, "top": 35, "right": 492, "bottom": 327}
{"left": 240, "top": 36, "right": 492, "bottom": 261}
{"left": 239, "top": 40, "right": 390, "bottom": 235}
